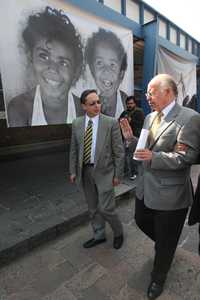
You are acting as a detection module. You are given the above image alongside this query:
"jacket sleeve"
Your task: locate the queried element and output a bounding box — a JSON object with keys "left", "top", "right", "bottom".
{"left": 111, "top": 119, "right": 125, "bottom": 179}
{"left": 151, "top": 115, "right": 200, "bottom": 170}
{"left": 69, "top": 121, "right": 78, "bottom": 175}
{"left": 178, "top": 114, "right": 200, "bottom": 164}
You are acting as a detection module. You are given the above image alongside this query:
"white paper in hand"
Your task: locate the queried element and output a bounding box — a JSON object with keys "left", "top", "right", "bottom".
{"left": 133, "top": 129, "right": 149, "bottom": 160}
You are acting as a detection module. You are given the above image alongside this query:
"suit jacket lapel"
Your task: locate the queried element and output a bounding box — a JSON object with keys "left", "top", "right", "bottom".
{"left": 94, "top": 114, "right": 107, "bottom": 167}
{"left": 78, "top": 116, "right": 85, "bottom": 167}
{"left": 149, "top": 103, "right": 181, "bottom": 148}
{"left": 147, "top": 112, "right": 157, "bottom": 148}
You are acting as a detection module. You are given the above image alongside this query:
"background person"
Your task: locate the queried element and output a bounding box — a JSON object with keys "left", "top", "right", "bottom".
{"left": 120, "top": 96, "right": 144, "bottom": 137}
{"left": 177, "top": 114, "right": 200, "bottom": 255}
{"left": 134, "top": 74, "right": 198, "bottom": 300}
{"left": 189, "top": 173, "right": 200, "bottom": 255}
{"left": 7, "top": 6, "right": 84, "bottom": 127}
{"left": 69, "top": 89, "right": 124, "bottom": 250}
{"left": 85, "top": 28, "right": 128, "bottom": 118}
{"left": 119, "top": 95, "right": 144, "bottom": 179}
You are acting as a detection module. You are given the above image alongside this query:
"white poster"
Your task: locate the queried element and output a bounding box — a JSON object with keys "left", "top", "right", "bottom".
{"left": 157, "top": 46, "right": 197, "bottom": 110}
{"left": 0, "top": 0, "right": 134, "bottom": 127}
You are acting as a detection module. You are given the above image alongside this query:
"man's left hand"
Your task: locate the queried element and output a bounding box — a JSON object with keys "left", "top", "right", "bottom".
{"left": 175, "top": 143, "right": 188, "bottom": 153}
{"left": 134, "top": 149, "right": 153, "bottom": 161}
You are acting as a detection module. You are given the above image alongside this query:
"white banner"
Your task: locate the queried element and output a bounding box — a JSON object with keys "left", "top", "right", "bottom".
{"left": 0, "top": 0, "right": 134, "bottom": 126}
{"left": 157, "top": 46, "right": 197, "bottom": 110}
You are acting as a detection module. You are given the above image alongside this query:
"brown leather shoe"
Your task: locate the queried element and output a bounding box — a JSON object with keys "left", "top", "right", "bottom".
{"left": 83, "top": 238, "right": 106, "bottom": 248}
{"left": 113, "top": 234, "right": 124, "bottom": 249}
{"left": 147, "top": 281, "right": 164, "bottom": 300}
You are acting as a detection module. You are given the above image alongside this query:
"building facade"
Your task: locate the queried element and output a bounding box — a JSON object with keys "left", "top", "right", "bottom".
{"left": 0, "top": 0, "right": 199, "bottom": 153}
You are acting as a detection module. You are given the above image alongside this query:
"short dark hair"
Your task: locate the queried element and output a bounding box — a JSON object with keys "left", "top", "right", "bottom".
{"left": 126, "top": 95, "right": 141, "bottom": 107}
{"left": 126, "top": 95, "right": 136, "bottom": 104}
{"left": 85, "top": 28, "right": 127, "bottom": 76}
{"left": 22, "top": 6, "right": 84, "bottom": 84}
{"left": 80, "top": 89, "right": 97, "bottom": 104}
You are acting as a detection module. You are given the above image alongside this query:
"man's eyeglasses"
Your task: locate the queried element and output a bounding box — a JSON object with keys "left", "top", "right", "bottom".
{"left": 145, "top": 92, "right": 153, "bottom": 98}
{"left": 87, "top": 100, "right": 101, "bottom": 106}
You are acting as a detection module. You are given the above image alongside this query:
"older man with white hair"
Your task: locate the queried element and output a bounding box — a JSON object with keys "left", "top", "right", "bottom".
{"left": 133, "top": 74, "right": 199, "bottom": 299}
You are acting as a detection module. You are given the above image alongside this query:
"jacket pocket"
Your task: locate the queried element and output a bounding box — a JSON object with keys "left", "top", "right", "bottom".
{"left": 160, "top": 177, "right": 185, "bottom": 186}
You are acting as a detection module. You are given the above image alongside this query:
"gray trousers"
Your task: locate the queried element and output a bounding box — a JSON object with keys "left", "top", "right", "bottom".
{"left": 125, "top": 146, "right": 139, "bottom": 176}
{"left": 82, "top": 165, "right": 123, "bottom": 240}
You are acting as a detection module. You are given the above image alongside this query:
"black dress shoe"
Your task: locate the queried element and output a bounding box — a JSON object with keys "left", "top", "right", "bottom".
{"left": 83, "top": 238, "right": 106, "bottom": 248}
{"left": 113, "top": 234, "right": 124, "bottom": 249}
{"left": 147, "top": 281, "right": 164, "bottom": 300}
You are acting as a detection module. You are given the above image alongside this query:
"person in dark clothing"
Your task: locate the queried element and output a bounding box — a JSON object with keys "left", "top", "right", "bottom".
{"left": 119, "top": 96, "right": 144, "bottom": 179}
{"left": 120, "top": 96, "right": 144, "bottom": 137}
{"left": 177, "top": 114, "right": 200, "bottom": 256}
{"left": 188, "top": 173, "right": 200, "bottom": 255}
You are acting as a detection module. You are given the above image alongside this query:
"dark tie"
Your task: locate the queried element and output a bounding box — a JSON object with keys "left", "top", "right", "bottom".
{"left": 149, "top": 112, "right": 163, "bottom": 142}
{"left": 83, "top": 119, "right": 93, "bottom": 164}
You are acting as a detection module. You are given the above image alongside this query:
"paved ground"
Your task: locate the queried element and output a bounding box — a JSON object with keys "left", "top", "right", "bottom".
{"left": 0, "top": 151, "right": 199, "bottom": 262}
{"left": 0, "top": 151, "right": 135, "bottom": 264}
{"left": 0, "top": 151, "right": 200, "bottom": 299}
{"left": 0, "top": 196, "right": 200, "bottom": 300}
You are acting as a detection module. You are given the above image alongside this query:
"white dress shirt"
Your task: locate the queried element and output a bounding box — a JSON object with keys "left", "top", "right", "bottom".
{"left": 161, "top": 100, "right": 176, "bottom": 119}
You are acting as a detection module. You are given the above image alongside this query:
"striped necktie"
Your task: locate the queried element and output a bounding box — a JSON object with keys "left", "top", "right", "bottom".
{"left": 83, "top": 119, "right": 93, "bottom": 164}
{"left": 149, "top": 112, "right": 163, "bottom": 142}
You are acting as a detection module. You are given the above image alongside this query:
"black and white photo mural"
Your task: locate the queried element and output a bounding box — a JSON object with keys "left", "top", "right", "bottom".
{"left": 157, "top": 46, "right": 198, "bottom": 111}
{"left": 0, "top": 0, "right": 134, "bottom": 127}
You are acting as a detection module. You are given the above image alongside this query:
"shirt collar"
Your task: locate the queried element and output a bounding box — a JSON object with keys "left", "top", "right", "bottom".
{"left": 161, "top": 100, "right": 176, "bottom": 118}
{"left": 85, "top": 114, "right": 99, "bottom": 124}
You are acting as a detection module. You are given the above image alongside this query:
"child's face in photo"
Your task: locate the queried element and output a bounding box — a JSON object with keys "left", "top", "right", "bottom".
{"left": 32, "top": 38, "right": 75, "bottom": 101}
{"left": 92, "top": 42, "right": 124, "bottom": 98}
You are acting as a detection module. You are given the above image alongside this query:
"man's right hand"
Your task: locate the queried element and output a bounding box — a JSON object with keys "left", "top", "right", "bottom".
{"left": 69, "top": 174, "right": 76, "bottom": 183}
{"left": 119, "top": 118, "right": 133, "bottom": 140}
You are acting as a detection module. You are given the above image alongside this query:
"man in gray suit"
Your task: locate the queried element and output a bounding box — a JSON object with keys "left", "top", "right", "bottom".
{"left": 69, "top": 89, "right": 124, "bottom": 249}
{"left": 134, "top": 74, "right": 198, "bottom": 300}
